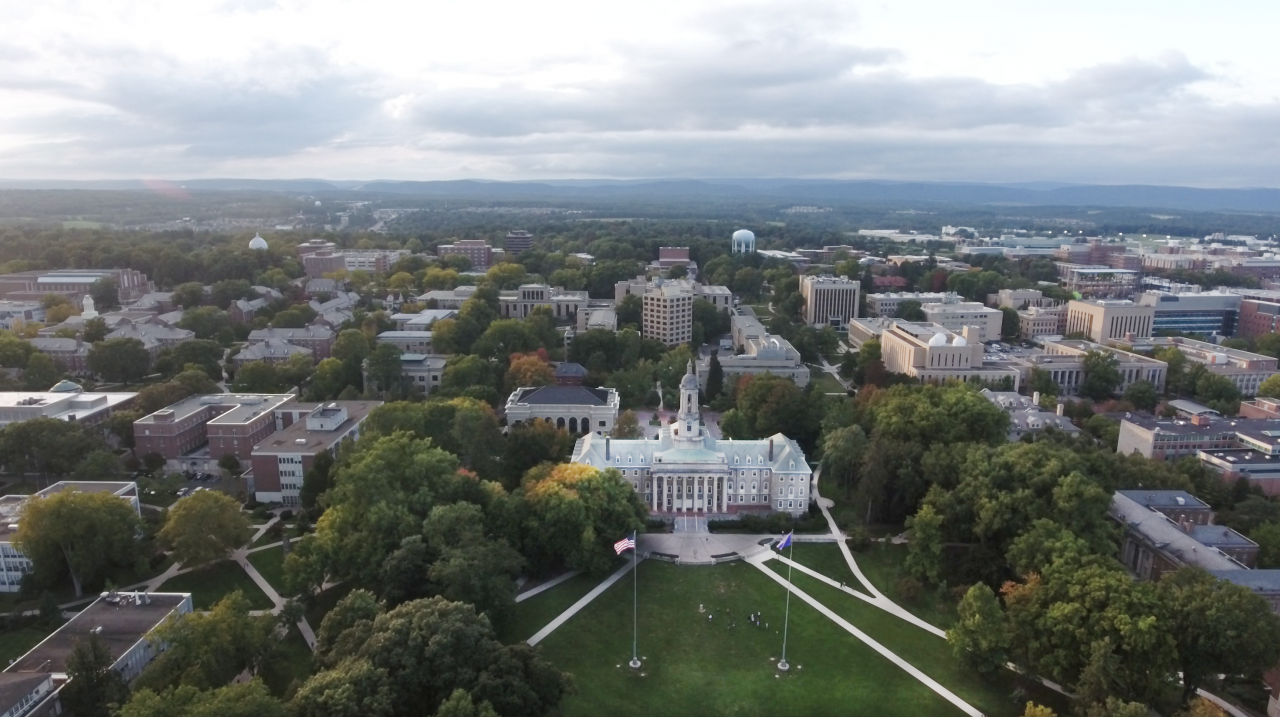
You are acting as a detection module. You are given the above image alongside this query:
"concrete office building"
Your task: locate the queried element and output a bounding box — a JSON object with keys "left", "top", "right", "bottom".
{"left": 1033, "top": 339, "right": 1168, "bottom": 393}
{"left": 980, "top": 389, "right": 1080, "bottom": 441}
{"left": 436, "top": 239, "right": 500, "bottom": 271}
{"left": 390, "top": 309, "right": 456, "bottom": 330}
{"left": 1147, "top": 336, "right": 1279, "bottom": 397}
{"left": 1136, "top": 290, "right": 1241, "bottom": 336}
{"left": 250, "top": 401, "right": 378, "bottom": 505}
{"left": 418, "top": 285, "right": 478, "bottom": 310}
{"left": 0, "top": 390, "right": 136, "bottom": 428}
{"left": 1065, "top": 300, "right": 1154, "bottom": 342}
{"left": 614, "top": 276, "right": 735, "bottom": 312}
{"left": 800, "top": 275, "right": 860, "bottom": 328}
{"left": 701, "top": 313, "right": 809, "bottom": 388}
{"left": 866, "top": 292, "right": 955, "bottom": 317}
{"left": 0, "top": 301, "right": 45, "bottom": 330}
{"left": 505, "top": 384, "right": 620, "bottom": 435}
{"left": 921, "top": 299, "right": 1003, "bottom": 341}
{"left": 649, "top": 247, "right": 698, "bottom": 278}
{"left": 499, "top": 284, "right": 589, "bottom": 321}
{"left": 570, "top": 363, "right": 813, "bottom": 518}
{"left": 880, "top": 324, "right": 1021, "bottom": 388}
{"left": 0, "top": 590, "right": 192, "bottom": 716}
{"left": 576, "top": 307, "right": 618, "bottom": 332}
{"left": 376, "top": 331, "right": 434, "bottom": 354}
{"left": 504, "top": 230, "right": 535, "bottom": 254}
{"left": 1018, "top": 305, "right": 1068, "bottom": 339}
{"left": 1056, "top": 264, "right": 1141, "bottom": 299}
{"left": 641, "top": 280, "right": 694, "bottom": 347}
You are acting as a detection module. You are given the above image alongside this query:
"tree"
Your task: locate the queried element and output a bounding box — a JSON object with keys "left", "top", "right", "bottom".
{"left": 473, "top": 320, "right": 541, "bottom": 361}
{"left": 299, "top": 450, "right": 335, "bottom": 513}
{"left": 1080, "top": 350, "right": 1123, "bottom": 401}
{"left": 22, "top": 352, "right": 60, "bottom": 391}
{"left": 172, "top": 282, "right": 206, "bottom": 309}
{"left": 421, "top": 502, "right": 525, "bottom": 624}
{"left": 616, "top": 293, "right": 641, "bottom": 327}
{"left": 1259, "top": 374, "right": 1280, "bottom": 399}
{"left": 514, "top": 463, "right": 648, "bottom": 575}
{"left": 305, "top": 357, "right": 352, "bottom": 401}
{"left": 1193, "top": 373, "right": 1241, "bottom": 415}
{"left": 83, "top": 316, "right": 109, "bottom": 343}
{"left": 135, "top": 592, "right": 276, "bottom": 691}
{"left": 295, "top": 595, "right": 569, "bottom": 717}
{"left": 277, "top": 351, "right": 316, "bottom": 392}
{"left": 705, "top": 353, "right": 724, "bottom": 402}
{"left": 1022, "top": 704, "right": 1057, "bottom": 717}
{"left": 15, "top": 489, "right": 140, "bottom": 597}
{"left": 90, "top": 277, "right": 119, "bottom": 310}
{"left": 61, "top": 634, "right": 130, "bottom": 717}
{"left": 160, "top": 340, "right": 225, "bottom": 381}
{"left": 612, "top": 409, "right": 643, "bottom": 439}
{"left": 1121, "top": 380, "right": 1158, "bottom": 412}
{"left": 159, "top": 490, "right": 251, "bottom": 568}
{"left": 178, "top": 307, "right": 231, "bottom": 341}
{"left": 118, "top": 681, "right": 285, "bottom": 717}
{"left": 88, "top": 338, "right": 150, "bottom": 385}
{"left": 821, "top": 425, "right": 868, "bottom": 499}
{"left": 0, "top": 417, "right": 103, "bottom": 480}
{"left": 1158, "top": 567, "right": 1280, "bottom": 703}
{"left": 434, "top": 689, "right": 500, "bottom": 717}
{"left": 504, "top": 353, "right": 554, "bottom": 393}
{"left": 904, "top": 504, "right": 944, "bottom": 584}
{"left": 73, "top": 450, "right": 121, "bottom": 481}
{"left": 948, "top": 583, "right": 1009, "bottom": 673}
{"left": 1251, "top": 521, "right": 1280, "bottom": 568}
{"left": 893, "top": 300, "right": 926, "bottom": 321}
{"left": 1000, "top": 307, "right": 1020, "bottom": 340}
{"left": 231, "top": 361, "right": 283, "bottom": 393}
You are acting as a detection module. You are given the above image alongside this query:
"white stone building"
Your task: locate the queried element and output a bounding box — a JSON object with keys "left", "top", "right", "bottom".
{"left": 504, "top": 384, "right": 620, "bottom": 434}
{"left": 571, "top": 363, "right": 813, "bottom": 517}
{"left": 800, "top": 275, "right": 860, "bottom": 328}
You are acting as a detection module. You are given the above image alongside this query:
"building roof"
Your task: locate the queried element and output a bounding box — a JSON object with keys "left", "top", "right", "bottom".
{"left": 134, "top": 393, "right": 295, "bottom": 427}
{"left": 7, "top": 592, "right": 189, "bottom": 674}
{"left": 554, "top": 363, "right": 588, "bottom": 379}
{"left": 1110, "top": 492, "right": 1244, "bottom": 572}
{"left": 1209, "top": 569, "right": 1280, "bottom": 593}
{"left": 247, "top": 326, "right": 335, "bottom": 341}
{"left": 1190, "top": 524, "right": 1257, "bottom": 548}
{"left": 1116, "top": 490, "right": 1210, "bottom": 510}
{"left": 1167, "top": 399, "right": 1221, "bottom": 416}
{"left": 253, "top": 400, "right": 379, "bottom": 455}
{"left": 0, "top": 673, "right": 50, "bottom": 713}
{"left": 237, "top": 339, "right": 313, "bottom": 362}
{"left": 512, "top": 385, "right": 613, "bottom": 406}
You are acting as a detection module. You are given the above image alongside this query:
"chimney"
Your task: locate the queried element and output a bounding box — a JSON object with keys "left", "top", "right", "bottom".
{"left": 768, "top": 438, "right": 774, "bottom": 462}
{"left": 1033, "top": 391, "right": 1040, "bottom": 405}
{"left": 1056, "top": 402, "right": 1064, "bottom": 416}
{"left": 605, "top": 436, "right": 610, "bottom": 461}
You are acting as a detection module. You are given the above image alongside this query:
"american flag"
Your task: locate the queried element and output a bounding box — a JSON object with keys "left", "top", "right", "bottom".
{"left": 614, "top": 535, "right": 636, "bottom": 554}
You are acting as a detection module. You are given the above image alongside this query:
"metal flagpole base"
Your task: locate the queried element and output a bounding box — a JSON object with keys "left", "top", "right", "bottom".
{"left": 629, "top": 658, "right": 642, "bottom": 669}
{"left": 777, "top": 660, "right": 790, "bottom": 672}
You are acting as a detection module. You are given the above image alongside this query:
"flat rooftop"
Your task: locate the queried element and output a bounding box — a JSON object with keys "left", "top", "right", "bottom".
{"left": 135, "top": 394, "right": 295, "bottom": 427}
{"left": 35, "top": 482, "right": 135, "bottom": 499}
{"left": 1116, "top": 490, "right": 1210, "bottom": 510}
{"left": 253, "top": 400, "right": 379, "bottom": 454}
{"left": 7, "top": 592, "right": 189, "bottom": 674}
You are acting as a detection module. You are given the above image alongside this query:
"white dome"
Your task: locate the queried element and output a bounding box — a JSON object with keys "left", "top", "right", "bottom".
{"left": 927, "top": 332, "right": 948, "bottom": 346}
{"left": 733, "top": 229, "right": 755, "bottom": 242}
{"left": 953, "top": 336, "right": 968, "bottom": 346}
{"left": 315, "top": 200, "right": 322, "bottom": 207}
{"left": 249, "top": 233, "right": 268, "bottom": 250}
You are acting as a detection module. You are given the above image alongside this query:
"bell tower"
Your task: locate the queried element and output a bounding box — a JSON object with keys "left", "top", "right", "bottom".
{"left": 674, "top": 360, "right": 703, "bottom": 443}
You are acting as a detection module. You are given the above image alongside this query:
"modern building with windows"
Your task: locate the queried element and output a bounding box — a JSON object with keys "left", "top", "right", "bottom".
{"left": 571, "top": 363, "right": 812, "bottom": 518}
{"left": 879, "top": 323, "right": 1022, "bottom": 388}
{"left": 504, "top": 384, "right": 619, "bottom": 434}
{"left": 641, "top": 280, "right": 694, "bottom": 347}
{"left": 1136, "top": 290, "right": 1241, "bottom": 336}
{"left": 249, "top": 401, "right": 379, "bottom": 505}
{"left": 920, "top": 298, "right": 1003, "bottom": 341}
{"left": 800, "top": 275, "right": 860, "bottom": 328}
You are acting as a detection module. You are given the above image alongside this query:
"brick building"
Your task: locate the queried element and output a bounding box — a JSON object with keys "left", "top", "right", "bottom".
{"left": 246, "top": 325, "right": 336, "bottom": 359}
{"left": 0, "top": 268, "right": 154, "bottom": 303}
{"left": 250, "top": 401, "right": 379, "bottom": 505}
{"left": 28, "top": 337, "right": 91, "bottom": 375}
{"left": 133, "top": 394, "right": 298, "bottom": 471}
{"left": 436, "top": 239, "right": 498, "bottom": 271}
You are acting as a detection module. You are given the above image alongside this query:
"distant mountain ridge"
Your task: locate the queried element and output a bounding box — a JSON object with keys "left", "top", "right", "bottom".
{"left": 0, "top": 177, "right": 1278, "bottom": 213}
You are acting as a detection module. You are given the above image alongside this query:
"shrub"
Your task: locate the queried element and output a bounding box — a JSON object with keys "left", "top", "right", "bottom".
{"left": 846, "top": 525, "right": 872, "bottom": 552}
{"left": 896, "top": 576, "right": 922, "bottom": 602}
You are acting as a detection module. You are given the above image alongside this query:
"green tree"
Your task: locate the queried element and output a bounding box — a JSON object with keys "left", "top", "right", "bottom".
{"left": 305, "top": 357, "right": 351, "bottom": 401}
{"left": 1121, "top": 380, "right": 1158, "bottom": 411}
{"left": 22, "top": 352, "right": 60, "bottom": 391}
{"left": 893, "top": 300, "right": 926, "bottom": 321}
{"left": 231, "top": 361, "right": 283, "bottom": 393}
{"left": 72, "top": 450, "right": 121, "bottom": 482}
{"left": 161, "top": 339, "right": 225, "bottom": 381}
{"left": 421, "top": 502, "right": 525, "bottom": 625}
{"left": 821, "top": 425, "right": 869, "bottom": 499}
{"left": 60, "top": 634, "right": 130, "bottom": 717}
{"left": 472, "top": 319, "right": 541, "bottom": 361}
{"left": 159, "top": 491, "right": 251, "bottom": 568}
{"left": 299, "top": 450, "right": 335, "bottom": 513}
{"left": 15, "top": 489, "right": 140, "bottom": 597}
{"left": 135, "top": 592, "right": 277, "bottom": 691}
{"left": 1158, "top": 567, "right": 1280, "bottom": 703}
{"left": 1259, "top": 374, "right": 1280, "bottom": 399}
{"left": 1193, "top": 373, "right": 1241, "bottom": 415}
{"left": 1256, "top": 333, "right": 1280, "bottom": 360}
{"left": 705, "top": 353, "right": 724, "bottom": 402}
{"left": 0, "top": 417, "right": 103, "bottom": 480}
{"left": 178, "top": 307, "right": 232, "bottom": 340}
{"left": 948, "top": 583, "right": 1010, "bottom": 673}
{"left": 1080, "top": 350, "right": 1122, "bottom": 401}
{"left": 502, "top": 419, "right": 575, "bottom": 488}
{"left": 513, "top": 463, "right": 647, "bottom": 575}
{"left": 83, "top": 316, "right": 109, "bottom": 343}
{"left": 88, "top": 337, "right": 150, "bottom": 385}
{"left": 119, "top": 681, "right": 285, "bottom": 717}
{"left": 612, "top": 409, "right": 643, "bottom": 439}
{"left": 434, "top": 689, "right": 500, "bottom": 717}
{"left": 904, "top": 504, "right": 944, "bottom": 584}
{"left": 89, "top": 277, "right": 119, "bottom": 310}
{"left": 616, "top": 293, "right": 641, "bottom": 328}
{"left": 1000, "top": 306, "right": 1020, "bottom": 340}
{"left": 172, "top": 282, "right": 206, "bottom": 309}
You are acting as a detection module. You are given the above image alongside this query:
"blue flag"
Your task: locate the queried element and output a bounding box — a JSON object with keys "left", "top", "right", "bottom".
{"left": 778, "top": 531, "right": 793, "bottom": 549}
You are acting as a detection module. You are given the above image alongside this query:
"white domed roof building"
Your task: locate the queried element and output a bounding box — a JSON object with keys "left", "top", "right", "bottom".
{"left": 571, "top": 362, "right": 813, "bottom": 518}
{"left": 732, "top": 229, "right": 756, "bottom": 254}
{"left": 249, "top": 233, "right": 269, "bottom": 251}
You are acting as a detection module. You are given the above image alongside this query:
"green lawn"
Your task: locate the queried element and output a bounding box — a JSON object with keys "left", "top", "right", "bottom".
{"left": 501, "top": 572, "right": 603, "bottom": 645}
{"left": 765, "top": 554, "right": 1070, "bottom": 717}
{"left": 851, "top": 544, "right": 958, "bottom": 630}
{"left": 532, "top": 560, "right": 967, "bottom": 717}
{"left": 157, "top": 561, "right": 275, "bottom": 610}
{"left": 0, "top": 625, "right": 58, "bottom": 665}
{"left": 807, "top": 370, "right": 846, "bottom": 394}
{"left": 260, "top": 625, "right": 313, "bottom": 697}
{"left": 247, "top": 547, "right": 289, "bottom": 597}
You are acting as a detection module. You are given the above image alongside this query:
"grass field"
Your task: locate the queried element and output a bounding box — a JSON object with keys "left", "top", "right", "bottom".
{"left": 765, "top": 552, "right": 1070, "bottom": 717}
{"left": 260, "top": 625, "right": 313, "bottom": 697}
{"left": 247, "top": 547, "right": 289, "bottom": 597}
{"left": 807, "top": 370, "right": 846, "bottom": 394}
{"left": 501, "top": 572, "right": 603, "bottom": 645}
{"left": 158, "top": 561, "right": 274, "bottom": 610}
{"left": 530, "top": 560, "right": 968, "bottom": 717}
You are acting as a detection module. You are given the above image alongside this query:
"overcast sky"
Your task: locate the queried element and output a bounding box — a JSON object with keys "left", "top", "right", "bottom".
{"left": 3, "top": 0, "right": 1278, "bottom": 186}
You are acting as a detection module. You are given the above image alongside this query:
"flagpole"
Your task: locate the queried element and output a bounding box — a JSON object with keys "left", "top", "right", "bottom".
{"left": 778, "top": 532, "right": 793, "bottom": 671}
{"left": 629, "top": 530, "right": 641, "bottom": 669}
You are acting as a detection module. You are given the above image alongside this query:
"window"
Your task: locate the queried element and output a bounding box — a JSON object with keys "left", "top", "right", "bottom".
{"left": 599, "top": 420, "right": 606, "bottom": 427}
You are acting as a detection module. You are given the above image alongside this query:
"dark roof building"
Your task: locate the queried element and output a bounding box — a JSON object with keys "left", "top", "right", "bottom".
{"left": 504, "top": 384, "right": 619, "bottom": 435}
{"left": 554, "top": 362, "right": 588, "bottom": 385}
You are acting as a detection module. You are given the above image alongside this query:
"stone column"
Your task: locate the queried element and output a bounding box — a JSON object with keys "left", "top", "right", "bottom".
{"left": 721, "top": 476, "right": 728, "bottom": 513}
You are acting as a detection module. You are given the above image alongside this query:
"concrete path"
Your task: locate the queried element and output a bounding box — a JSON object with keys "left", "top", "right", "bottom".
{"left": 639, "top": 532, "right": 773, "bottom": 565}
{"left": 527, "top": 555, "right": 641, "bottom": 646}
{"left": 748, "top": 552, "right": 982, "bottom": 717}
{"left": 516, "top": 570, "right": 583, "bottom": 603}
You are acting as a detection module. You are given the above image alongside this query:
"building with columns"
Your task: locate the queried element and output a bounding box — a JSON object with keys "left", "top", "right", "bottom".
{"left": 570, "top": 362, "right": 813, "bottom": 518}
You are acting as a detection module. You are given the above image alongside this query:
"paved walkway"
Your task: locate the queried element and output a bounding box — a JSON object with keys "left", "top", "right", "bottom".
{"left": 748, "top": 551, "right": 982, "bottom": 717}
{"left": 527, "top": 555, "right": 640, "bottom": 646}
{"left": 639, "top": 532, "right": 773, "bottom": 565}
{"left": 516, "top": 570, "right": 583, "bottom": 603}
